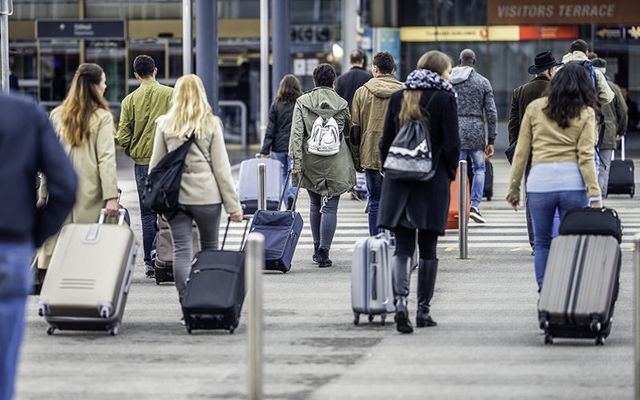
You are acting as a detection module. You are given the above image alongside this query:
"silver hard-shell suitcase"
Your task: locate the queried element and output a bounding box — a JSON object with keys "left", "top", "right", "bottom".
{"left": 38, "top": 209, "right": 137, "bottom": 336}
{"left": 538, "top": 235, "right": 620, "bottom": 345}
{"left": 351, "top": 233, "right": 395, "bottom": 325}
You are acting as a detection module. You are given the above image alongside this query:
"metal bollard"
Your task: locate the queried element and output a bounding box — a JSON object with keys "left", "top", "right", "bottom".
{"left": 0, "top": 0, "right": 13, "bottom": 93}
{"left": 458, "top": 160, "right": 468, "bottom": 259}
{"left": 635, "top": 234, "right": 640, "bottom": 400}
{"left": 258, "top": 163, "right": 266, "bottom": 210}
{"left": 246, "top": 232, "right": 264, "bottom": 400}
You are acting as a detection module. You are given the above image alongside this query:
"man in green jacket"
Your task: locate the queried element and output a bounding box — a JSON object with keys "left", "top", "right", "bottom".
{"left": 351, "top": 51, "right": 402, "bottom": 236}
{"left": 116, "top": 55, "right": 173, "bottom": 277}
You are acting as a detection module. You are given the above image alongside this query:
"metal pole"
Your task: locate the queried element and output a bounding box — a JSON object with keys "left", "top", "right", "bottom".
{"left": 196, "top": 0, "right": 218, "bottom": 112}
{"left": 182, "top": 0, "right": 192, "bottom": 74}
{"left": 271, "top": 0, "right": 290, "bottom": 98}
{"left": 258, "top": 163, "right": 266, "bottom": 210}
{"left": 458, "top": 161, "right": 468, "bottom": 259}
{"left": 635, "top": 234, "right": 640, "bottom": 400}
{"left": 341, "top": 0, "right": 358, "bottom": 70}
{"left": 246, "top": 232, "right": 264, "bottom": 400}
{"left": 259, "top": 0, "right": 269, "bottom": 146}
{"left": 0, "top": 0, "right": 11, "bottom": 93}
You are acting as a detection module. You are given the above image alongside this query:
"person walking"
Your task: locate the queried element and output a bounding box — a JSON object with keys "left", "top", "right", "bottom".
{"left": 591, "top": 58, "right": 628, "bottom": 196}
{"left": 37, "top": 63, "right": 121, "bottom": 274}
{"left": 561, "top": 39, "right": 614, "bottom": 106}
{"left": 450, "top": 49, "right": 497, "bottom": 224}
{"left": 0, "top": 93, "right": 77, "bottom": 400}
{"left": 351, "top": 51, "right": 402, "bottom": 235}
{"left": 335, "top": 49, "right": 372, "bottom": 109}
{"left": 259, "top": 74, "right": 303, "bottom": 208}
{"left": 507, "top": 51, "right": 562, "bottom": 253}
{"left": 507, "top": 63, "right": 602, "bottom": 291}
{"left": 149, "top": 74, "right": 243, "bottom": 305}
{"left": 289, "top": 63, "right": 356, "bottom": 268}
{"left": 116, "top": 55, "right": 173, "bottom": 278}
{"left": 379, "top": 50, "right": 460, "bottom": 334}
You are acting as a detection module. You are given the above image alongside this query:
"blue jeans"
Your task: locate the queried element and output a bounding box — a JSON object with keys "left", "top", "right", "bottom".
{"left": 0, "top": 241, "right": 33, "bottom": 400}
{"left": 272, "top": 152, "right": 296, "bottom": 206}
{"left": 365, "top": 169, "right": 383, "bottom": 236}
{"left": 459, "top": 150, "right": 485, "bottom": 209}
{"left": 527, "top": 190, "right": 588, "bottom": 289}
{"left": 135, "top": 164, "right": 157, "bottom": 270}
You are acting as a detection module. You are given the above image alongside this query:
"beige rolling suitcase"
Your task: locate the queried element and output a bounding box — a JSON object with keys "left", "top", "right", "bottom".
{"left": 38, "top": 209, "right": 137, "bottom": 336}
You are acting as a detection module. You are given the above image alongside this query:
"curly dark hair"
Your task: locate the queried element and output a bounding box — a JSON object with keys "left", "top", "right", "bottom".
{"left": 275, "top": 74, "right": 302, "bottom": 104}
{"left": 313, "top": 63, "right": 336, "bottom": 88}
{"left": 543, "top": 63, "right": 598, "bottom": 129}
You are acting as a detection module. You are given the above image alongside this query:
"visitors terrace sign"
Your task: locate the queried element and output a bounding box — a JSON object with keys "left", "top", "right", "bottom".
{"left": 488, "top": 0, "right": 640, "bottom": 25}
{"left": 36, "top": 20, "right": 126, "bottom": 39}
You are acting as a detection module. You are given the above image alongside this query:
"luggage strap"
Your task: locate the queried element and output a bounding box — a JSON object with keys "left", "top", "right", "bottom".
{"left": 280, "top": 171, "right": 304, "bottom": 211}
{"left": 221, "top": 216, "right": 251, "bottom": 251}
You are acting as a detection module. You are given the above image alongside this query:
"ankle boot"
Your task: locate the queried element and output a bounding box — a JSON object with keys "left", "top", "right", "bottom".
{"left": 392, "top": 255, "right": 413, "bottom": 334}
{"left": 317, "top": 247, "right": 333, "bottom": 268}
{"left": 312, "top": 242, "right": 320, "bottom": 263}
{"left": 416, "top": 259, "right": 438, "bottom": 327}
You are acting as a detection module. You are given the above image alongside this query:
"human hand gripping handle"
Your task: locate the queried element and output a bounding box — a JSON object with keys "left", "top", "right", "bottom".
{"left": 229, "top": 210, "right": 244, "bottom": 223}
{"left": 104, "top": 198, "right": 120, "bottom": 218}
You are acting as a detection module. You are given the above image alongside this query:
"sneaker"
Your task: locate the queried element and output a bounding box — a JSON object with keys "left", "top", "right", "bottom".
{"left": 145, "top": 269, "right": 155, "bottom": 278}
{"left": 469, "top": 207, "right": 486, "bottom": 223}
{"left": 316, "top": 247, "right": 333, "bottom": 268}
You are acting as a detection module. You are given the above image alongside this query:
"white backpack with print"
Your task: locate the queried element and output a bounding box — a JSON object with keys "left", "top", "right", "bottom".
{"left": 307, "top": 116, "right": 340, "bottom": 156}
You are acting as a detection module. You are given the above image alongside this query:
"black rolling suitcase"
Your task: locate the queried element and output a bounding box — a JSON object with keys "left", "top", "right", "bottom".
{"left": 538, "top": 207, "right": 622, "bottom": 346}
{"left": 607, "top": 137, "right": 635, "bottom": 198}
{"left": 467, "top": 156, "right": 493, "bottom": 201}
{"left": 181, "top": 217, "right": 249, "bottom": 334}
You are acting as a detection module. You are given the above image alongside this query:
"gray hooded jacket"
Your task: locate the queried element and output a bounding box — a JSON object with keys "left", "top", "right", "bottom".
{"left": 450, "top": 66, "right": 498, "bottom": 151}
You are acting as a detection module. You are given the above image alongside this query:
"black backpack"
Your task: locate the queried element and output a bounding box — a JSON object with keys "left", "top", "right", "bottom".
{"left": 142, "top": 135, "right": 195, "bottom": 216}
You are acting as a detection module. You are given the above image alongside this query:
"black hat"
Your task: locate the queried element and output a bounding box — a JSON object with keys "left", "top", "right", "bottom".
{"left": 528, "top": 51, "right": 563, "bottom": 75}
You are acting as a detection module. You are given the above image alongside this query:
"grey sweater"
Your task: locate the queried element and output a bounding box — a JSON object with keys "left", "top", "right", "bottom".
{"left": 451, "top": 66, "right": 497, "bottom": 150}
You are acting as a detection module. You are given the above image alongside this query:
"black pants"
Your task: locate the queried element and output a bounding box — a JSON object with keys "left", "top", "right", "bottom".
{"left": 393, "top": 226, "right": 438, "bottom": 260}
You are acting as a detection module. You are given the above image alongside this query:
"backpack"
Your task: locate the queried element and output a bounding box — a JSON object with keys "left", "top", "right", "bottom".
{"left": 383, "top": 118, "right": 435, "bottom": 182}
{"left": 142, "top": 135, "right": 195, "bottom": 216}
{"left": 571, "top": 59, "right": 599, "bottom": 93}
{"left": 307, "top": 116, "right": 341, "bottom": 156}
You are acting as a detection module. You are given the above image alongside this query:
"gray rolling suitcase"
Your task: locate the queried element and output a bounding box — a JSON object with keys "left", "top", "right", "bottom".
{"left": 237, "top": 158, "right": 283, "bottom": 214}
{"left": 351, "top": 233, "right": 395, "bottom": 325}
{"left": 154, "top": 216, "right": 200, "bottom": 284}
{"left": 538, "top": 235, "right": 621, "bottom": 345}
{"left": 38, "top": 209, "right": 137, "bottom": 336}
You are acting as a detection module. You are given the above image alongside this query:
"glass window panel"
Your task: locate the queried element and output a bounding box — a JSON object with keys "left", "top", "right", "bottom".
{"left": 12, "top": 0, "right": 78, "bottom": 19}
{"left": 86, "top": 0, "right": 181, "bottom": 19}
{"left": 38, "top": 40, "right": 80, "bottom": 103}
{"left": 86, "top": 40, "right": 127, "bottom": 105}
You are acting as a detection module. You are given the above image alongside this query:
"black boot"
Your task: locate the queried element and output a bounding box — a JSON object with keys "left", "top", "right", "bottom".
{"left": 317, "top": 247, "right": 333, "bottom": 268}
{"left": 312, "top": 242, "right": 320, "bottom": 263}
{"left": 416, "top": 259, "right": 438, "bottom": 328}
{"left": 392, "top": 255, "right": 413, "bottom": 334}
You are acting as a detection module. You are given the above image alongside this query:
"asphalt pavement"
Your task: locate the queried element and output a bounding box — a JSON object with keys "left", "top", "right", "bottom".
{"left": 14, "top": 149, "right": 638, "bottom": 400}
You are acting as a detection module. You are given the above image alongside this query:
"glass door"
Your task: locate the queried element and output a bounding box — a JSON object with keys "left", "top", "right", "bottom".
{"left": 38, "top": 40, "right": 80, "bottom": 105}
{"left": 86, "top": 40, "right": 127, "bottom": 106}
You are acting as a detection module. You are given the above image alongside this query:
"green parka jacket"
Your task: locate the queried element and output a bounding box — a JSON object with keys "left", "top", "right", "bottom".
{"left": 289, "top": 87, "right": 356, "bottom": 197}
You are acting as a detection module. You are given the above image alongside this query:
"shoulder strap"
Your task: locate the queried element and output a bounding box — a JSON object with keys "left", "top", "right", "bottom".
{"left": 191, "top": 133, "right": 215, "bottom": 175}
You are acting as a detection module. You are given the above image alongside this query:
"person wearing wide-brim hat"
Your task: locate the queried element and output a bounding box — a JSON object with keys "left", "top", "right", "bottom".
{"left": 507, "top": 50, "right": 562, "bottom": 253}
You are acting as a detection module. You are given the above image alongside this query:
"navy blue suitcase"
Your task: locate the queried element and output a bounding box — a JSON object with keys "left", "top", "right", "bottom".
{"left": 249, "top": 173, "right": 303, "bottom": 273}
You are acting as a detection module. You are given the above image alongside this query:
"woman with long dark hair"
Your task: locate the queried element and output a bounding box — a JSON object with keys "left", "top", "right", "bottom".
{"left": 37, "top": 63, "right": 119, "bottom": 271}
{"left": 378, "top": 51, "right": 460, "bottom": 334}
{"left": 507, "top": 62, "right": 602, "bottom": 291}
{"left": 260, "top": 74, "right": 303, "bottom": 207}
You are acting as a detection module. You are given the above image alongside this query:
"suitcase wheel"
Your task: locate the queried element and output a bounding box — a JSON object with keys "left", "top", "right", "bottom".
{"left": 595, "top": 335, "right": 606, "bottom": 346}
{"left": 46, "top": 326, "right": 56, "bottom": 336}
{"left": 381, "top": 314, "right": 387, "bottom": 326}
{"left": 109, "top": 325, "right": 120, "bottom": 336}
{"left": 353, "top": 312, "right": 360, "bottom": 326}
{"left": 368, "top": 314, "right": 375, "bottom": 323}
{"left": 544, "top": 334, "right": 553, "bottom": 345}
{"left": 589, "top": 320, "right": 602, "bottom": 333}
{"left": 186, "top": 326, "right": 192, "bottom": 334}
{"left": 229, "top": 326, "right": 235, "bottom": 335}
{"left": 99, "top": 305, "right": 112, "bottom": 319}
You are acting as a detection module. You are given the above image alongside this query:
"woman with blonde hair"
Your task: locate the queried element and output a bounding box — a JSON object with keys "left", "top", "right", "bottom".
{"left": 37, "top": 63, "right": 119, "bottom": 277}
{"left": 149, "top": 74, "right": 242, "bottom": 303}
{"left": 378, "top": 51, "right": 460, "bottom": 333}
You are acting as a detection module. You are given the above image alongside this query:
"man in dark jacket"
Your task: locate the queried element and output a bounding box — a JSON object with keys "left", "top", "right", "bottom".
{"left": 0, "top": 93, "right": 77, "bottom": 400}
{"left": 507, "top": 51, "right": 562, "bottom": 253}
{"left": 336, "top": 49, "right": 372, "bottom": 109}
{"left": 592, "top": 58, "right": 628, "bottom": 197}
{"left": 451, "top": 49, "right": 497, "bottom": 224}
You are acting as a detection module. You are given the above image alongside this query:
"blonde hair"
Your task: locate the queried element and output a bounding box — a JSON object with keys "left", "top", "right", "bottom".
{"left": 157, "top": 74, "right": 217, "bottom": 140}
{"left": 399, "top": 51, "right": 452, "bottom": 125}
{"left": 59, "top": 63, "right": 110, "bottom": 146}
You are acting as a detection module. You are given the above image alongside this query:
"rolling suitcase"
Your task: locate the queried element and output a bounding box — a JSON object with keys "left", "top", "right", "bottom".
{"left": 181, "top": 217, "right": 250, "bottom": 334}
{"left": 607, "top": 137, "right": 635, "bottom": 198}
{"left": 248, "top": 173, "right": 303, "bottom": 273}
{"left": 352, "top": 172, "right": 368, "bottom": 200}
{"left": 38, "top": 209, "right": 137, "bottom": 336}
{"left": 467, "top": 156, "right": 494, "bottom": 201}
{"left": 238, "top": 157, "right": 283, "bottom": 214}
{"left": 154, "top": 216, "right": 201, "bottom": 284}
{"left": 447, "top": 165, "right": 470, "bottom": 229}
{"left": 538, "top": 207, "right": 622, "bottom": 345}
{"left": 351, "top": 233, "right": 395, "bottom": 326}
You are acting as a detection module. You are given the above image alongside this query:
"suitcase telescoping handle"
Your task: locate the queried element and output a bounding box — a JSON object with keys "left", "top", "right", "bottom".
{"left": 98, "top": 209, "right": 128, "bottom": 225}
{"left": 280, "top": 170, "right": 304, "bottom": 211}
{"left": 613, "top": 136, "right": 626, "bottom": 161}
{"left": 221, "top": 216, "right": 251, "bottom": 251}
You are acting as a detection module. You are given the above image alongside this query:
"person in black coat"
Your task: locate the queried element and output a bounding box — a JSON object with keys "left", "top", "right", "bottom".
{"left": 378, "top": 50, "right": 460, "bottom": 334}
{"left": 260, "top": 74, "right": 303, "bottom": 207}
{"left": 336, "top": 49, "right": 372, "bottom": 109}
